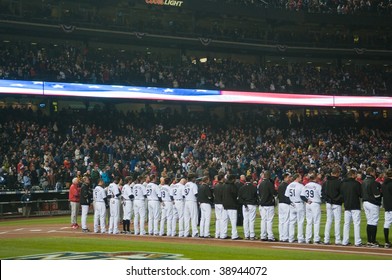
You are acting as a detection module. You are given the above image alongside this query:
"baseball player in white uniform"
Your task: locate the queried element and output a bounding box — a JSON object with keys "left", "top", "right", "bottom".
{"left": 93, "top": 179, "right": 107, "bottom": 234}
{"left": 121, "top": 176, "right": 134, "bottom": 234}
{"left": 146, "top": 175, "right": 161, "bottom": 236}
{"left": 301, "top": 173, "right": 322, "bottom": 244}
{"left": 107, "top": 177, "right": 122, "bottom": 234}
{"left": 170, "top": 176, "right": 186, "bottom": 237}
{"left": 133, "top": 176, "right": 147, "bottom": 235}
{"left": 183, "top": 173, "right": 199, "bottom": 237}
{"left": 285, "top": 173, "right": 305, "bottom": 243}
{"left": 278, "top": 173, "right": 292, "bottom": 242}
{"left": 159, "top": 177, "right": 174, "bottom": 236}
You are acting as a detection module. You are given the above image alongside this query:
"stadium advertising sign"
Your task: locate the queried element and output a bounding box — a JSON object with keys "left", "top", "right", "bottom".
{"left": 145, "top": 0, "right": 184, "bottom": 7}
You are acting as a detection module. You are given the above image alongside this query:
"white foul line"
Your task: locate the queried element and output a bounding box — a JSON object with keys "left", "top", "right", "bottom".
{"left": 272, "top": 245, "right": 392, "bottom": 257}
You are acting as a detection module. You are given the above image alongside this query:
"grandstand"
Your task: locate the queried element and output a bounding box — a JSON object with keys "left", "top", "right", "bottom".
{"left": 0, "top": 0, "right": 391, "bottom": 217}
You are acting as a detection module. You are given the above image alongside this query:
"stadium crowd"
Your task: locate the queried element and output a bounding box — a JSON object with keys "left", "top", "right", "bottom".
{"left": 1, "top": 1, "right": 392, "bottom": 50}
{"left": 0, "top": 103, "right": 391, "bottom": 247}
{"left": 0, "top": 41, "right": 391, "bottom": 96}
{"left": 210, "top": 0, "right": 392, "bottom": 15}
{"left": 0, "top": 104, "right": 391, "bottom": 191}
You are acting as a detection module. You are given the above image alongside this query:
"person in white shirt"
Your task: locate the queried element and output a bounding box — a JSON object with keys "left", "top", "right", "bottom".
{"left": 183, "top": 173, "right": 199, "bottom": 237}
{"left": 146, "top": 175, "right": 162, "bottom": 236}
{"left": 170, "top": 176, "right": 186, "bottom": 237}
{"left": 107, "top": 177, "right": 122, "bottom": 234}
{"left": 301, "top": 173, "right": 323, "bottom": 244}
{"left": 285, "top": 173, "right": 305, "bottom": 243}
{"left": 159, "top": 177, "right": 174, "bottom": 236}
{"left": 93, "top": 179, "right": 107, "bottom": 234}
{"left": 121, "top": 176, "right": 134, "bottom": 234}
{"left": 133, "top": 176, "right": 147, "bottom": 235}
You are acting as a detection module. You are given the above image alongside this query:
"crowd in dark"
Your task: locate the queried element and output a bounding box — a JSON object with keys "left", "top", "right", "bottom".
{"left": 0, "top": 41, "right": 391, "bottom": 96}
{"left": 1, "top": 1, "right": 392, "bottom": 50}
{"left": 0, "top": 105, "right": 391, "bottom": 192}
{"left": 213, "top": 0, "right": 392, "bottom": 15}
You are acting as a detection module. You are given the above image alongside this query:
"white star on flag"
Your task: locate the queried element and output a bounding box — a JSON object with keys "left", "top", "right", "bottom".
{"left": 164, "top": 88, "right": 174, "bottom": 93}
{"left": 10, "top": 84, "right": 24, "bottom": 87}
{"left": 88, "top": 85, "right": 101, "bottom": 89}
{"left": 52, "top": 84, "right": 64, "bottom": 89}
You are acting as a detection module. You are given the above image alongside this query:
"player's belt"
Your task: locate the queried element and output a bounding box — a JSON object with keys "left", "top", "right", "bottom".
{"left": 175, "top": 199, "right": 183, "bottom": 201}
{"left": 294, "top": 201, "right": 303, "bottom": 203}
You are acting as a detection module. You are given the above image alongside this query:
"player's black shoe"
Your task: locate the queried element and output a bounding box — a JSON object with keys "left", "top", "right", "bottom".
{"left": 384, "top": 243, "right": 391, "bottom": 248}
{"left": 232, "top": 237, "right": 242, "bottom": 240}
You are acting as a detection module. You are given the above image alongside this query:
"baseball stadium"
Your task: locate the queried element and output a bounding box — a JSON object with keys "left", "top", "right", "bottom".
{"left": 1, "top": 0, "right": 392, "bottom": 262}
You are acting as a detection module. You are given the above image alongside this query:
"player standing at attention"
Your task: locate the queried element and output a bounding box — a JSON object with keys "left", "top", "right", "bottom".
{"left": 69, "top": 177, "right": 80, "bottom": 229}
{"left": 301, "top": 172, "right": 322, "bottom": 244}
{"left": 238, "top": 174, "right": 258, "bottom": 240}
{"left": 159, "top": 177, "right": 174, "bottom": 236}
{"left": 362, "top": 167, "right": 382, "bottom": 247}
{"left": 341, "top": 169, "right": 362, "bottom": 246}
{"left": 322, "top": 166, "right": 343, "bottom": 245}
{"left": 278, "top": 173, "right": 292, "bottom": 242}
{"left": 213, "top": 174, "right": 226, "bottom": 239}
{"left": 146, "top": 175, "right": 162, "bottom": 236}
{"left": 222, "top": 174, "right": 241, "bottom": 240}
{"left": 80, "top": 176, "right": 92, "bottom": 233}
{"left": 258, "top": 170, "right": 277, "bottom": 241}
{"left": 170, "top": 176, "right": 186, "bottom": 237}
{"left": 183, "top": 173, "right": 199, "bottom": 238}
{"left": 121, "top": 176, "right": 134, "bottom": 234}
{"left": 382, "top": 169, "right": 392, "bottom": 248}
{"left": 198, "top": 176, "right": 213, "bottom": 238}
{"left": 93, "top": 179, "right": 107, "bottom": 234}
{"left": 285, "top": 173, "right": 305, "bottom": 243}
{"left": 107, "top": 176, "right": 122, "bottom": 234}
{"left": 133, "top": 176, "right": 148, "bottom": 235}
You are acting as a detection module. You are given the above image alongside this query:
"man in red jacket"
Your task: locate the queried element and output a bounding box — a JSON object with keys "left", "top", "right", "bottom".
{"left": 69, "top": 177, "right": 80, "bottom": 229}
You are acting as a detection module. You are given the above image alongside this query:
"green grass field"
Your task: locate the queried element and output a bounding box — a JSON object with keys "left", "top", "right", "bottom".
{"left": 1, "top": 207, "right": 391, "bottom": 260}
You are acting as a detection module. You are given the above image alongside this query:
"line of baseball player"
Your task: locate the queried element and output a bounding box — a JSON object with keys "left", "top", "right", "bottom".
{"left": 86, "top": 167, "right": 392, "bottom": 248}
